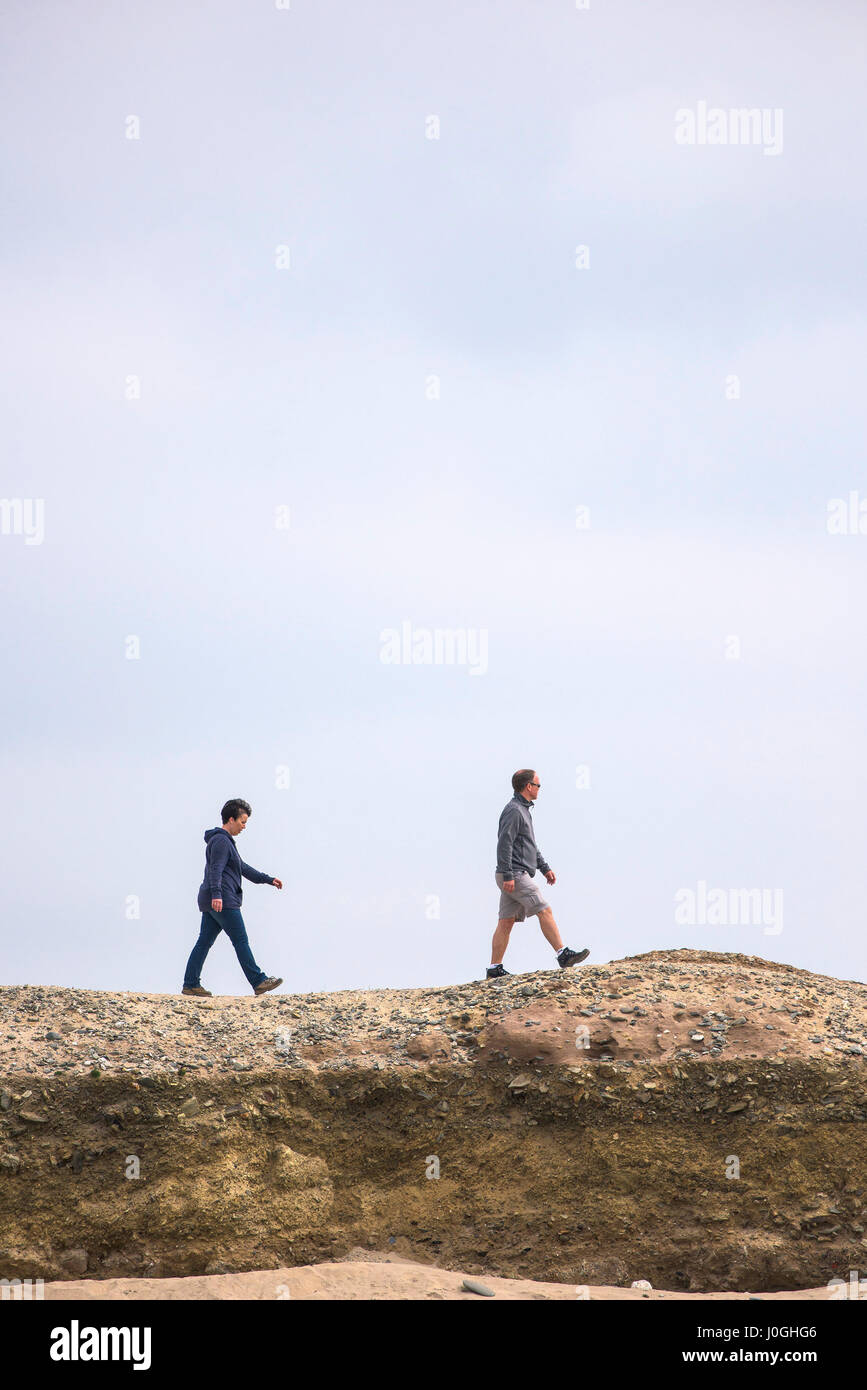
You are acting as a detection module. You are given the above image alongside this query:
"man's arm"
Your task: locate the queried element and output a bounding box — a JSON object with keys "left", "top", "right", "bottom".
{"left": 496, "top": 807, "right": 520, "bottom": 879}
{"left": 536, "top": 849, "right": 556, "bottom": 884}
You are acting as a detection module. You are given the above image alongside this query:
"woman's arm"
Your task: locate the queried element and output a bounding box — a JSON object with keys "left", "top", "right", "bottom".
{"left": 240, "top": 858, "right": 276, "bottom": 885}
{"left": 208, "top": 837, "right": 231, "bottom": 897}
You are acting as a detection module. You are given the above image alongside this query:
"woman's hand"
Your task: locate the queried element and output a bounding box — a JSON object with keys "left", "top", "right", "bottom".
{"left": 211, "top": 898, "right": 223, "bottom": 912}
{"left": 272, "top": 879, "right": 283, "bottom": 889}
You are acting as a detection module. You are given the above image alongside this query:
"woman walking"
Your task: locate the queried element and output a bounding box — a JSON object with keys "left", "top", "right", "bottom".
{"left": 183, "top": 798, "right": 283, "bottom": 997}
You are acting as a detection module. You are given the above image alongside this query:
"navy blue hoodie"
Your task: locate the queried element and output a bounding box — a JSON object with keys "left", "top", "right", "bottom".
{"left": 196, "top": 827, "right": 274, "bottom": 912}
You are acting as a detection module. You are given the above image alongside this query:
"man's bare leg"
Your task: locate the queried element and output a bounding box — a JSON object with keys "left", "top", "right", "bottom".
{"left": 491, "top": 917, "right": 515, "bottom": 965}
{"left": 537, "top": 907, "right": 564, "bottom": 952}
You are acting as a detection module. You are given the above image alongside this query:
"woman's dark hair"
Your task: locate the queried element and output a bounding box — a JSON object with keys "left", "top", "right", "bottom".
{"left": 511, "top": 769, "right": 536, "bottom": 794}
{"left": 221, "top": 798, "right": 252, "bottom": 824}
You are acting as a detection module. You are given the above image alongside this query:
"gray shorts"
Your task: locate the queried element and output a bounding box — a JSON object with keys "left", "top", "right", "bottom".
{"left": 495, "top": 870, "right": 550, "bottom": 922}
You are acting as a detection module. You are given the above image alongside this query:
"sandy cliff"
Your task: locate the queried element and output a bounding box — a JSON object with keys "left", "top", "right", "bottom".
{"left": 1, "top": 948, "right": 865, "bottom": 1294}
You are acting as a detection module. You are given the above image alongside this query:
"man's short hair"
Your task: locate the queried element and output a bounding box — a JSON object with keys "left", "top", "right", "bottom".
{"left": 511, "top": 769, "right": 536, "bottom": 795}
{"left": 221, "top": 798, "right": 252, "bottom": 824}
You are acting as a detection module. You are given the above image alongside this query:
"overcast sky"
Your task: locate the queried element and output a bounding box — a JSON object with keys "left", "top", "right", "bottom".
{"left": 2, "top": 0, "right": 865, "bottom": 996}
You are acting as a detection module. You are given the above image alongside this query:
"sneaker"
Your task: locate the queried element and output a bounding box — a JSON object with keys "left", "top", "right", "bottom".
{"left": 557, "top": 947, "right": 589, "bottom": 969}
{"left": 182, "top": 986, "right": 212, "bottom": 997}
{"left": 486, "top": 964, "right": 511, "bottom": 979}
{"left": 254, "top": 976, "right": 283, "bottom": 995}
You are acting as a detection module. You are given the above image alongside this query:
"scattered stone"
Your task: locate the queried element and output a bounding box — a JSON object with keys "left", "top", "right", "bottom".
{"left": 461, "top": 1278, "right": 495, "bottom": 1296}
{"left": 59, "top": 1248, "right": 88, "bottom": 1276}
{"left": 0, "top": 1153, "right": 20, "bottom": 1173}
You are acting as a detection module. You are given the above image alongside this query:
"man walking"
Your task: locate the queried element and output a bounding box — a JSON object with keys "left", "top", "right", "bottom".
{"left": 488, "top": 769, "right": 589, "bottom": 979}
{"left": 183, "top": 798, "right": 284, "bottom": 997}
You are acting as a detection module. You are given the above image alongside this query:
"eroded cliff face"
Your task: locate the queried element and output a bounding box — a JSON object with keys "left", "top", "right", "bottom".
{"left": 1, "top": 950, "right": 865, "bottom": 1292}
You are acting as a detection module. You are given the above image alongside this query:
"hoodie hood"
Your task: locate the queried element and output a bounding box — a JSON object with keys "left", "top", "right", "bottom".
{"left": 204, "top": 827, "right": 234, "bottom": 845}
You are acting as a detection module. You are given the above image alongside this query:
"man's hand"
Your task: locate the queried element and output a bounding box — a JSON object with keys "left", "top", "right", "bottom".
{"left": 272, "top": 879, "right": 283, "bottom": 889}
{"left": 211, "top": 898, "right": 223, "bottom": 912}
{"left": 545, "top": 870, "right": 556, "bottom": 885}
{"left": 503, "top": 879, "right": 515, "bottom": 893}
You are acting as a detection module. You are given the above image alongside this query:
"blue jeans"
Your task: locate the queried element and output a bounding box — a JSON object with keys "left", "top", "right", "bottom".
{"left": 184, "top": 907, "right": 267, "bottom": 990}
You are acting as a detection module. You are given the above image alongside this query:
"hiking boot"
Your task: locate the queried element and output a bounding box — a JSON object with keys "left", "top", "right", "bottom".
{"left": 254, "top": 976, "right": 283, "bottom": 995}
{"left": 557, "top": 947, "right": 589, "bottom": 969}
{"left": 486, "top": 964, "right": 511, "bottom": 979}
{"left": 182, "top": 986, "right": 212, "bottom": 997}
